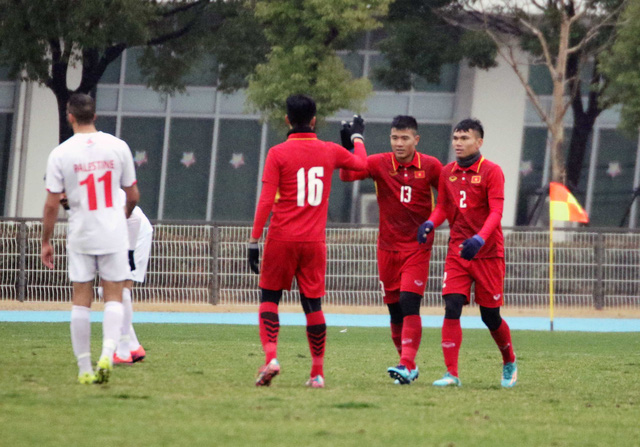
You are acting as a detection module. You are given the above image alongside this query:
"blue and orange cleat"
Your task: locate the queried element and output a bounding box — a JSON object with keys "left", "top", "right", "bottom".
{"left": 432, "top": 372, "right": 461, "bottom": 387}
{"left": 255, "top": 358, "right": 280, "bottom": 387}
{"left": 501, "top": 362, "right": 518, "bottom": 388}
{"left": 305, "top": 375, "right": 325, "bottom": 388}
{"left": 130, "top": 346, "right": 146, "bottom": 363}
{"left": 388, "top": 365, "right": 419, "bottom": 385}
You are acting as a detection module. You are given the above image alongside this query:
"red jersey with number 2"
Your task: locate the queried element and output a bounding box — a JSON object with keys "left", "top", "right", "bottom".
{"left": 436, "top": 157, "right": 504, "bottom": 257}
{"left": 259, "top": 133, "right": 367, "bottom": 242}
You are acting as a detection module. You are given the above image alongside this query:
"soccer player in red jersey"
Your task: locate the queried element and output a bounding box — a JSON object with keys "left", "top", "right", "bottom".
{"left": 418, "top": 118, "right": 517, "bottom": 388}
{"left": 248, "top": 94, "right": 367, "bottom": 388}
{"left": 340, "top": 115, "right": 442, "bottom": 385}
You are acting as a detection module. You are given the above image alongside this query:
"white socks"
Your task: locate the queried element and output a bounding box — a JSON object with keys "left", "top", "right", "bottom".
{"left": 116, "top": 288, "right": 134, "bottom": 358}
{"left": 71, "top": 305, "right": 92, "bottom": 375}
{"left": 101, "top": 301, "right": 124, "bottom": 360}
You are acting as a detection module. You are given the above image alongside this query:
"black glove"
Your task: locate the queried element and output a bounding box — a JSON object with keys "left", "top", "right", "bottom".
{"left": 60, "top": 197, "right": 70, "bottom": 211}
{"left": 459, "top": 235, "right": 485, "bottom": 261}
{"left": 350, "top": 115, "right": 364, "bottom": 143}
{"left": 128, "top": 250, "right": 136, "bottom": 271}
{"left": 340, "top": 121, "right": 354, "bottom": 152}
{"left": 248, "top": 243, "right": 260, "bottom": 274}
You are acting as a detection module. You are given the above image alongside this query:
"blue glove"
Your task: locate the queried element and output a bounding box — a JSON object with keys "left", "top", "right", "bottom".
{"left": 417, "top": 220, "right": 434, "bottom": 244}
{"left": 459, "top": 235, "right": 485, "bottom": 260}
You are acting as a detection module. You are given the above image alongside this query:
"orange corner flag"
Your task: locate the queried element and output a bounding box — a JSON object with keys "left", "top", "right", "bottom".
{"left": 549, "top": 182, "right": 589, "bottom": 223}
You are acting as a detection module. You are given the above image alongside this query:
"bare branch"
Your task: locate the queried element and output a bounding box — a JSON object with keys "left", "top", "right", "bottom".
{"left": 567, "top": 0, "right": 628, "bottom": 54}
{"left": 519, "top": 17, "right": 557, "bottom": 79}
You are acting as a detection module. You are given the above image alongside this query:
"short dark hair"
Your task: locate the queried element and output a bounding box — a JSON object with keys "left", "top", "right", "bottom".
{"left": 286, "top": 94, "right": 316, "bottom": 127}
{"left": 67, "top": 93, "right": 96, "bottom": 125}
{"left": 454, "top": 118, "right": 484, "bottom": 139}
{"left": 391, "top": 115, "right": 418, "bottom": 133}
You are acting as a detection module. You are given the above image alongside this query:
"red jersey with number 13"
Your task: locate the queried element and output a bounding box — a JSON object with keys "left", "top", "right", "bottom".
{"left": 260, "top": 133, "right": 366, "bottom": 242}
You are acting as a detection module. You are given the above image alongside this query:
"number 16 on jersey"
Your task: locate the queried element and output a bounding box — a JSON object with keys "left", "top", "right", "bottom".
{"left": 297, "top": 167, "right": 324, "bottom": 207}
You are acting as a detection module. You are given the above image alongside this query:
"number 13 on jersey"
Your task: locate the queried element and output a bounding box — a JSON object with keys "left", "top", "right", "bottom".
{"left": 297, "top": 167, "right": 324, "bottom": 207}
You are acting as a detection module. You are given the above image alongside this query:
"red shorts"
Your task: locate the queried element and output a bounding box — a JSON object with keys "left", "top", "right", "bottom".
{"left": 442, "top": 255, "right": 505, "bottom": 307}
{"left": 378, "top": 248, "right": 431, "bottom": 304}
{"left": 259, "top": 239, "right": 326, "bottom": 298}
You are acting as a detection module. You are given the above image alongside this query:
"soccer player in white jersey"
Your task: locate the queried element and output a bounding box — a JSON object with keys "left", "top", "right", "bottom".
{"left": 113, "top": 189, "right": 152, "bottom": 364}
{"left": 41, "top": 93, "right": 139, "bottom": 385}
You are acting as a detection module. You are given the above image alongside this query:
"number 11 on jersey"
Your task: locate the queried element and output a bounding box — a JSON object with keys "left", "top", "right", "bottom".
{"left": 80, "top": 171, "right": 113, "bottom": 211}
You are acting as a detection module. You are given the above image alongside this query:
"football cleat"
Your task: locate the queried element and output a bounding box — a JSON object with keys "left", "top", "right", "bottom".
{"left": 113, "top": 353, "right": 134, "bottom": 365}
{"left": 94, "top": 356, "right": 113, "bottom": 384}
{"left": 255, "top": 358, "right": 280, "bottom": 387}
{"left": 501, "top": 362, "right": 518, "bottom": 388}
{"left": 432, "top": 372, "right": 462, "bottom": 387}
{"left": 305, "top": 375, "right": 325, "bottom": 388}
{"left": 77, "top": 372, "right": 96, "bottom": 385}
{"left": 130, "top": 346, "right": 146, "bottom": 363}
{"left": 387, "top": 365, "right": 419, "bottom": 385}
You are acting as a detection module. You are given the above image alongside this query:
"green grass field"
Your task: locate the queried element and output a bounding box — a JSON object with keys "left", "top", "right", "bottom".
{"left": 1, "top": 322, "right": 639, "bottom": 447}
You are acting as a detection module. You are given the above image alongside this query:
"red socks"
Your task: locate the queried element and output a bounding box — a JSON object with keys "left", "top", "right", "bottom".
{"left": 259, "top": 302, "right": 279, "bottom": 364}
{"left": 390, "top": 322, "right": 403, "bottom": 356}
{"left": 399, "top": 315, "right": 422, "bottom": 370}
{"left": 441, "top": 318, "right": 462, "bottom": 377}
{"left": 490, "top": 320, "right": 516, "bottom": 364}
{"left": 305, "top": 310, "right": 326, "bottom": 378}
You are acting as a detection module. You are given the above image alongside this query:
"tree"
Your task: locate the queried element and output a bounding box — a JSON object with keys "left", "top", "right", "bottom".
{"left": 379, "top": 0, "right": 626, "bottom": 191}
{"left": 246, "top": 0, "right": 391, "bottom": 124}
{"left": 0, "top": 0, "right": 268, "bottom": 143}
{"left": 600, "top": 0, "right": 640, "bottom": 135}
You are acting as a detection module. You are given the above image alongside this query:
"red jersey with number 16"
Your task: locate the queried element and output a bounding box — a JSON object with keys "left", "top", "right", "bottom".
{"left": 257, "top": 132, "right": 367, "bottom": 242}
{"left": 435, "top": 157, "right": 504, "bottom": 258}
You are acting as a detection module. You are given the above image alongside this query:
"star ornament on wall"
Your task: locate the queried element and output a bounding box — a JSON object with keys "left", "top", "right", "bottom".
{"left": 520, "top": 160, "right": 533, "bottom": 176}
{"left": 134, "top": 151, "right": 148, "bottom": 167}
{"left": 181, "top": 152, "right": 196, "bottom": 168}
{"left": 606, "top": 161, "right": 621, "bottom": 178}
{"left": 230, "top": 153, "right": 245, "bottom": 169}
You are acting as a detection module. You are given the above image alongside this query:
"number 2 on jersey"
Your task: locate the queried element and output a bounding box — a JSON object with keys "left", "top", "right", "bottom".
{"left": 297, "top": 167, "right": 324, "bottom": 207}
{"left": 80, "top": 171, "right": 113, "bottom": 211}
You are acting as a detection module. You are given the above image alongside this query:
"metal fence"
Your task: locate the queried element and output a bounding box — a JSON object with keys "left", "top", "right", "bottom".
{"left": 1, "top": 219, "right": 639, "bottom": 309}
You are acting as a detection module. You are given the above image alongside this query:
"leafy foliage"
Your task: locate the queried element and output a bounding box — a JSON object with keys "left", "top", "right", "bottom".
{"left": 246, "top": 0, "right": 391, "bottom": 123}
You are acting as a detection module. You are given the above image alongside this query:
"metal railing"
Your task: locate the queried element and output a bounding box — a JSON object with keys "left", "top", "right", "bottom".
{"left": 1, "top": 219, "right": 639, "bottom": 309}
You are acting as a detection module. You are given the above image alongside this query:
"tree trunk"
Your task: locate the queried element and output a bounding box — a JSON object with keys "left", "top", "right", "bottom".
{"left": 565, "top": 112, "right": 597, "bottom": 191}
{"left": 55, "top": 89, "right": 73, "bottom": 144}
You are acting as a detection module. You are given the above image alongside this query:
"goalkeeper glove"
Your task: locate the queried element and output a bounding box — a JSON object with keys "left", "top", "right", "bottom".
{"left": 340, "top": 121, "right": 354, "bottom": 152}
{"left": 248, "top": 243, "right": 260, "bottom": 274}
{"left": 60, "top": 196, "right": 70, "bottom": 211}
{"left": 128, "top": 250, "right": 136, "bottom": 271}
{"left": 417, "top": 220, "right": 434, "bottom": 244}
{"left": 459, "top": 235, "right": 485, "bottom": 260}
{"left": 350, "top": 115, "right": 365, "bottom": 143}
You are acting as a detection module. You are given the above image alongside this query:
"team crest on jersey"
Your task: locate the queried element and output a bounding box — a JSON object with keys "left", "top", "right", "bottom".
{"left": 449, "top": 175, "right": 457, "bottom": 182}
{"left": 471, "top": 175, "right": 482, "bottom": 184}
{"left": 415, "top": 170, "right": 425, "bottom": 179}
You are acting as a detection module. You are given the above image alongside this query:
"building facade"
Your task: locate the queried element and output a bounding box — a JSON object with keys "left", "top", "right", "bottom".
{"left": 1, "top": 35, "right": 639, "bottom": 228}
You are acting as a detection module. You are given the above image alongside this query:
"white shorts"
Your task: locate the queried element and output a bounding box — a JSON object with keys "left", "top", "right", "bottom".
{"left": 129, "top": 232, "right": 152, "bottom": 283}
{"left": 67, "top": 249, "right": 130, "bottom": 283}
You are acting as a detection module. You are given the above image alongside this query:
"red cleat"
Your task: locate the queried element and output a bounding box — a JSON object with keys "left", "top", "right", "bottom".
{"left": 130, "top": 346, "right": 146, "bottom": 363}
{"left": 113, "top": 353, "right": 133, "bottom": 365}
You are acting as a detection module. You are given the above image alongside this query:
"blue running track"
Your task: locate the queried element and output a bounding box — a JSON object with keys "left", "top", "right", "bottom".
{"left": 1, "top": 311, "right": 639, "bottom": 332}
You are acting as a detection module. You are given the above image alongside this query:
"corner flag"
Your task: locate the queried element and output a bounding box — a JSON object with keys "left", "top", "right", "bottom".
{"left": 549, "top": 182, "right": 589, "bottom": 223}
